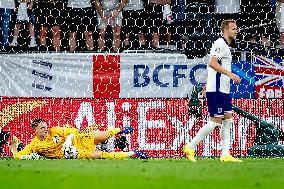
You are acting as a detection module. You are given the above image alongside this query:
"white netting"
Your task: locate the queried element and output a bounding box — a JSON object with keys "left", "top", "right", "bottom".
{"left": 0, "top": 0, "right": 284, "bottom": 158}
{"left": 0, "top": 0, "right": 283, "bottom": 54}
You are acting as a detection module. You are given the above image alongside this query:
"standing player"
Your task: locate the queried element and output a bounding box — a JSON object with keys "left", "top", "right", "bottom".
{"left": 13, "top": 118, "right": 147, "bottom": 160}
{"left": 183, "top": 19, "right": 242, "bottom": 162}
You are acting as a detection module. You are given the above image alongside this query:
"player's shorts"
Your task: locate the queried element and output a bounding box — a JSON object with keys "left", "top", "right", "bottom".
{"left": 96, "top": 10, "right": 122, "bottom": 30}
{"left": 206, "top": 91, "right": 232, "bottom": 117}
{"left": 75, "top": 132, "right": 96, "bottom": 159}
{"left": 16, "top": 10, "right": 35, "bottom": 24}
{"left": 68, "top": 7, "right": 97, "bottom": 32}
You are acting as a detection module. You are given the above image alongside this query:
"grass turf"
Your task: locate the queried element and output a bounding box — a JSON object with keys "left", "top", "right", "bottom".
{"left": 0, "top": 158, "right": 283, "bottom": 189}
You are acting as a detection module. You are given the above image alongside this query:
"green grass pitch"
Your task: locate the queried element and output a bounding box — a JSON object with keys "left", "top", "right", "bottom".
{"left": 1, "top": 158, "right": 284, "bottom": 189}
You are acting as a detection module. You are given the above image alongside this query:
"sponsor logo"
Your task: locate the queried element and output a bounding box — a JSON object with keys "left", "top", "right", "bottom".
{"left": 133, "top": 64, "right": 207, "bottom": 87}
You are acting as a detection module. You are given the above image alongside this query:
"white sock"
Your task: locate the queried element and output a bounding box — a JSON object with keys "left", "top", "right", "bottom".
{"left": 221, "top": 119, "right": 233, "bottom": 157}
{"left": 188, "top": 121, "right": 221, "bottom": 149}
{"left": 30, "top": 37, "right": 35, "bottom": 42}
{"left": 12, "top": 37, "right": 17, "bottom": 43}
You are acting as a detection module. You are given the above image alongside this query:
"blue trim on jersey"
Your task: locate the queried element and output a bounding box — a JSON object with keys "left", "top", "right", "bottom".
{"left": 216, "top": 59, "right": 222, "bottom": 91}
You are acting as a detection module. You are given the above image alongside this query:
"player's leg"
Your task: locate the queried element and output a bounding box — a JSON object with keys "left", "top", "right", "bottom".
{"left": 27, "top": 10, "right": 36, "bottom": 47}
{"left": 183, "top": 92, "right": 223, "bottom": 162}
{"left": 93, "top": 129, "right": 120, "bottom": 145}
{"left": 39, "top": 26, "right": 48, "bottom": 46}
{"left": 51, "top": 25, "right": 60, "bottom": 51}
{"left": 91, "top": 149, "right": 147, "bottom": 159}
{"left": 28, "top": 23, "right": 36, "bottom": 47}
{"left": 83, "top": 8, "right": 95, "bottom": 51}
{"left": 93, "top": 127, "right": 134, "bottom": 145}
{"left": 11, "top": 23, "right": 21, "bottom": 46}
{"left": 91, "top": 149, "right": 134, "bottom": 159}
{"left": 220, "top": 94, "right": 242, "bottom": 162}
{"left": 96, "top": 11, "right": 107, "bottom": 51}
{"left": 184, "top": 118, "right": 221, "bottom": 162}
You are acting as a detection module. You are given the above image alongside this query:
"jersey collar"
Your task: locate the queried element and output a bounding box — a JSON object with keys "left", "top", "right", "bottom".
{"left": 222, "top": 37, "right": 230, "bottom": 47}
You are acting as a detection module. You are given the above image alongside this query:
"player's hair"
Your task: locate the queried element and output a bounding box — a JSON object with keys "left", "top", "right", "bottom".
{"left": 31, "top": 118, "right": 46, "bottom": 129}
{"left": 221, "top": 19, "right": 236, "bottom": 33}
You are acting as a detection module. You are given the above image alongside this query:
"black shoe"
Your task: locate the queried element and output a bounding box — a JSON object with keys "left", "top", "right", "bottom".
{"left": 38, "top": 45, "right": 47, "bottom": 52}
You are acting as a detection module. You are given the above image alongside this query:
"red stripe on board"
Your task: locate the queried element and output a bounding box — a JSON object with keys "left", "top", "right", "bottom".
{"left": 93, "top": 55, "right": 120, "bottom": 98}
{"left": 255, "top": 67, "right": 284, "bottom": 76}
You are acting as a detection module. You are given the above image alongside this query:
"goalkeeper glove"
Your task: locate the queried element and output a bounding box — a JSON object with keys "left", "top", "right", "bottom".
{"left": 61, "top": 134, "right": 78, "bottom": 159}
{"left": 20, "top": 153, "right": 43, "bottom": 160}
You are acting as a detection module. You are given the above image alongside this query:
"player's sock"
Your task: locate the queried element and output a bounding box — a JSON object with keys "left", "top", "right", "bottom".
{"left": 221, "top": 119, "right": 233, "bottom": 156}
{"left": 188, "top": 121, "right": 221, "bottom": 149}
{"left": 30, "top": 37, "right": 36, "bottom": 47}
{"left": 11, "top": 37, "right": 17, "bottom": 46}
{"left": 107, "top": 128, "right": 121, "bottom": 138}
{"left": 101, "top": 151, "right": 134, "bottom": 159}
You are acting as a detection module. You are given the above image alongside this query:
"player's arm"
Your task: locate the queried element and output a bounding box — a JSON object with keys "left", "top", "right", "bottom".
{"left": 28, "top": 0, "right": 34, "bottom": 10}
{"left": 51, "top": 126, "right": 79, "bottom": 159}
{"left": 13, "top": 141, "right": 40, "bottom": 160}
{"left": 209, "top": 56, "right": 241, "bottom": 84}
{"left": 59, "top": 127, "right": 79, "bottom": 159}
{"left": 93, "top": 0, "right": 105, "bottom": 19}
{"left": 116, "top": 0, "right": 128, "bottom": 12}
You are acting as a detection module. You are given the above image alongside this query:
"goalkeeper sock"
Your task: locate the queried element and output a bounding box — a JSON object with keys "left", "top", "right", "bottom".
{"left": 221, "top": 119, "right": 233, "bottom": 157}
{"left": 107, "top": 128, "right": 121, "bottom": 138}
{"left": 101, "top": 151, "right": 134, "bottom": 159}
{"left": 188, "top": 121, "right": 221, "bottom": 149}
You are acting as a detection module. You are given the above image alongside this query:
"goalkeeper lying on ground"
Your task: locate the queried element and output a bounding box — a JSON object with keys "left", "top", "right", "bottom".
{"left": 13, "top": 118, "right": 147, "bottom": 160}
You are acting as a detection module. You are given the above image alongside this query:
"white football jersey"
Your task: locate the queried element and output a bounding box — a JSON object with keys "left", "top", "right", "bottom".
{"left": 206, "top": 37, "right": 232, "bottom": 94}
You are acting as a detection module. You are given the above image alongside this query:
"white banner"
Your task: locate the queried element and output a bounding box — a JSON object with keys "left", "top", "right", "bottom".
{"left": 120, "top": 53, "right": 208, "bottom": 98}
{"left": 0, "top": 53, "right": 93, "bottom": 97}
{"left": 0, "top": 53, "right": 208, "bottom": 98}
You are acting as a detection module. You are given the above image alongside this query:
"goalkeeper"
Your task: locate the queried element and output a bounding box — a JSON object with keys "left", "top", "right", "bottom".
{"left": 13, "top": 118, "right": 146, "bottom": 160}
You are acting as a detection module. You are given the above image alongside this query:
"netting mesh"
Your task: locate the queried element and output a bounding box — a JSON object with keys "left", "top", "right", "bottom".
{"left": 0, "top": 0, "right": 283, "bottom": 54}
{"left": 0, "top": 0, "right": 284, "bottom": 159}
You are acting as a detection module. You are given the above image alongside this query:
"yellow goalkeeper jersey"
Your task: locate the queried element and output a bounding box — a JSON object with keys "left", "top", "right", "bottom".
{"left": 14, "top": 126, "right": 79, "bottom": 159}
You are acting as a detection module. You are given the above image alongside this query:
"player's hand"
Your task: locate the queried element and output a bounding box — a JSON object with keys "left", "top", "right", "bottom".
{"left": 28, "top": 4, "right": 33, "bottom": 10}
{"left": 110, "top": 10, "right": 119, "bottom": 20}
{"left": 201, "top": 85, "right": 206, "bottom": 98}
{"left": 101, "top": 16, "right": 109, "bottom": 24}
{"left": 20, "top": 153, "right": 43, "bottom": 160}
{"left": 62, "top": 134, "right": 78, "bottom": 159}
{"left": 229, "top": 73, "right": 241, "bottom": 84}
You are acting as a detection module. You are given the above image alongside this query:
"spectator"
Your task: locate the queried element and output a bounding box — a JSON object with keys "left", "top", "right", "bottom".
{"left": 276, "top": 0, "right": 284, "bottom": 47}
{"left": 241, "top": 0, "right": 277, "bottom": 47}
{"left": 122, "top": 0, "right": 147, "bottom": 50}
{"left": 172, "top": 0, "right": 185, "bottom": 50}
{"left": 37, "top": 0, "right": 63, "bottom": 51}
{"left": 67, "top": 0, "right": 96, "bottom": 52}
{"left": 183, "top": 0, "right": 213, "bottom": 56}
{"left": 94, "top": 0, "right": 128, "bottom": 52}
{"left": 0, "top": 0, "right": 15, "bottom": 51}
{"left": 10, "top": 0, "right": 37, "bottom": 48}
{"left": 214, "top": 0, "right": 241, "bottom": 29}
{"left": 144, "top": 0, "right": 172, "bottom": 49}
